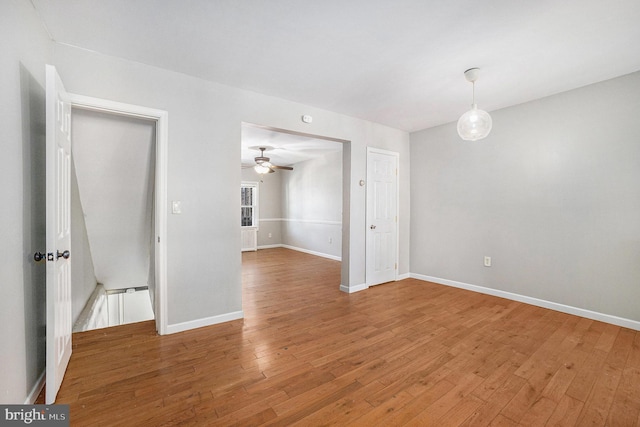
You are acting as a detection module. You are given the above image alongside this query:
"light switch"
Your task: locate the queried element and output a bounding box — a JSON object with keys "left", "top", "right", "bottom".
{"left": 172, "top": 201, "right": 182, "bottom": 214}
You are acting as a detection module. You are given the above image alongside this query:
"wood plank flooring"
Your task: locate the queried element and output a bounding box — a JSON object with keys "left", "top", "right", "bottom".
{"left": 56, "top": 248, "right": 640, "bottom": 426}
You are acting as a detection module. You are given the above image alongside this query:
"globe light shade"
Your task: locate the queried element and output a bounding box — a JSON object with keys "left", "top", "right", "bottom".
{"left": 458, "top": 104, "right": 492, "bottom": 141}
{"left": 457, "top": 104, "right": 492, "bottom": 141}
{"left": 254, "top": 164, "right": 271, "bottom": 174}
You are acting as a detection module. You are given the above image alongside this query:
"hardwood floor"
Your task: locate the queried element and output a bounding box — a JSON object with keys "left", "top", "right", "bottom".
{"left": 56, "top": 248, "right": 640, "bottom": 426}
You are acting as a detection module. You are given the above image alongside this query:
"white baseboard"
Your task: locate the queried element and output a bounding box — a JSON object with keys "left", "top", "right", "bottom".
{"left": 256, "top": 244, "right": 281, "bottom": 250}
{"left": 166, "top": 310, "right": 244, "bottom": 335}
{"left": 255, "top": 244, "right": 341, "bottom": 262}
{"left": 339, "top": 273, "right": 408, "bottom": 294}
{"left": 25, "top": 370, "right": 45, "bottom": 404}
{"left": 411, "top": 273, "right": 640, "bottom": 331}
{"left": 260, "top": 218, "right": 341, "bottom": 226}
{"left": 340, "top": 283, "right": 368, "bottom": 293}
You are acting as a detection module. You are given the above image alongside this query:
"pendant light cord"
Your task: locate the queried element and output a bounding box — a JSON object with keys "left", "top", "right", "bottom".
{"left": 472, "top": 81, "right": 476, "bottom": 105}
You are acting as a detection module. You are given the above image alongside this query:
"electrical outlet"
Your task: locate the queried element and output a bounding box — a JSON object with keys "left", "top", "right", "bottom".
{"left": 329, "top": 237, "right": 332, "bottom": 244}
{"left": 484, "top": 256, "right": 492, "bottom": 267}
{"left": 268, "top": 233, "right": 272, "bottom": 238}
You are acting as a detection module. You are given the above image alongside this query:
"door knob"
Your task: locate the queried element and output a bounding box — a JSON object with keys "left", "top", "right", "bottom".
{"left": 370, "top": 225, "right": 376, "bottom": 229}
{"left": 57, "top": 250, "right": 70, "bottom": 260}
{"left": 34, "top": 252, "right": 46, "bottom": 262}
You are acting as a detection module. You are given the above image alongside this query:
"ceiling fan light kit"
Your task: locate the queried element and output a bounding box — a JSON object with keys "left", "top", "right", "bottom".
{"left": 254, "top": 164, "right": 272, "bottom": 174}
{"left": 457, "top": 67, "right": 492, "bottom": 141}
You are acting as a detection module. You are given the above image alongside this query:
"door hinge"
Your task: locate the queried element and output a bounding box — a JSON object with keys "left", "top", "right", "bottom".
{"left": 395, "top": 263, "right": 397, "bottom": 269}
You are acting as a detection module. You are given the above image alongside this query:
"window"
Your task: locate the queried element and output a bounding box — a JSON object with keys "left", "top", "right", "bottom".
{"left": 241, "top": 182, "right": 258, "bottom": 227}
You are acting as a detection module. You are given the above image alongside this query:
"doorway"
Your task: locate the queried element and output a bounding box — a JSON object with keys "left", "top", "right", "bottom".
{"left": 240, "top": 123, "right": 348, "bottom": 287}
{"left": 69, "top": 94, "right": 168, "bottom": 335}
{"left": 70, "top": 108, "right": 157, "bottom": 331}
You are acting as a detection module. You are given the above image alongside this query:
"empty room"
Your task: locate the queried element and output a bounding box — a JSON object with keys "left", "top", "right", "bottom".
{"left": 3, "top": 0, "right": 640, "bottom": 425}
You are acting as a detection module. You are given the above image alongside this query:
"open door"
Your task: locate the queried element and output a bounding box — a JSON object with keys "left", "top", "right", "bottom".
{"left": 366, "top": 148, "right": 398, "bottom": 286}
{"left": 45, "top": 65, "right": 73, "bottom": 404}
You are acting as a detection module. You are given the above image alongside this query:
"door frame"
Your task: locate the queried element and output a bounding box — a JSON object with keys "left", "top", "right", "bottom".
{"left": 69, "top": 93, "right": 169, "bottom": 335}
{"left": 365, "top": 146, "right": 399, "bottom": 287}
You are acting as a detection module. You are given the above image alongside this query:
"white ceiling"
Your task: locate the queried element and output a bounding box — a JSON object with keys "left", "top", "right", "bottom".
{"left": 241, "top": 124, "right": 343, "bottom": 167}
{"left": 32, "top": 0, "right": 640, "bottom": 132}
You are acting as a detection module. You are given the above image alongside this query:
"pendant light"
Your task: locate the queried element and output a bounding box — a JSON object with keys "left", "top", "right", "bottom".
{"left": 457, "top": 68, "right": 492, "bottom": 141}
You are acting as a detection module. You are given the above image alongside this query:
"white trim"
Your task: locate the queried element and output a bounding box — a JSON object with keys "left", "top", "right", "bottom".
{"left": 257, "top": 244, "right": 282, "bottom": 250}
{"left": 24, "top": 371, "right": 46, "bottom": 404}
{"left": 411, "top": 273, "right": 640, "bottom": 331}
{"left": 340, "top": 283, "right": 368, "bottom": 293}
{"left": 260, "top": 218, "right": 342, "bottom": 226}
{"left": 281, "top": 244, "right": 341, "bottom": 261}
{"left": 241, "top": 181, "right": 259, "bottom": 228}
{"left": 367, "top": 147, "right": 400, "bottom": 157}
{"left": 155, "top": 111, "right": 168, "bottom": 336}
{"left": 73, "top": 284, "right": 107, "bottom": 332}
{"left": 241, "top": 227, "right": 258, "bottom": 252}
{"left": 283, "top": 218, "right": 341, "bottom": 225}
{"left": 68, "top": 94, "right": 162, "bottom": 120}
{"left": 166, "top": 311, "right": 244, "bottom": 335}
{"left": 69, "top": 94, "right": 169, "bottom": 336}
{"left": 396, "top": 273, "right": 410, "bottom": 281}
{"left": 254, "top": 243, "right": 341, "bottom": 261}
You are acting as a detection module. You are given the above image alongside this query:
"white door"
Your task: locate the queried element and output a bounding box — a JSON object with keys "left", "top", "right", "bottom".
{"left": 45, "top": 65, "right": 73, "bottom": 404}
{"left": 366, "top": 148, "right": 398, "bottom": 286}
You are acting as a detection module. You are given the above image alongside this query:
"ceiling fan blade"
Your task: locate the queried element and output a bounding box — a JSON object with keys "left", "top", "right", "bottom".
{"left": 271, "top": 165, "right": 293, "bottom": 170}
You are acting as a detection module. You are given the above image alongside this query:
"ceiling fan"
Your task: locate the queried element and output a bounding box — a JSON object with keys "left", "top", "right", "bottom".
{"left": 253, "top": 147, "right": 293, "bottom": 174}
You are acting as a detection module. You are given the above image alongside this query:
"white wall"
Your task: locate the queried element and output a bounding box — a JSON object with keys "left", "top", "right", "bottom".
{"left": 282, "top": 150, "right": 343, "bottom": 259}
{"left": 70, "top": 158, "right": 97, "bottom": 323}
{"left": 0, "top": 0, "right": 52, "bottom": 403}
{"left": 74, "top": 286, "right": 154, "bottom": 332}
{"left": 108, "top": 290, "right": 154, "bottom": 326}
{"left": 243, "top": 149, "right": 344, "bottom": 259}
{"left": 410, "top": 71, "right": 640, "bottom": 325}
{"left": 71, "top": 109, "right": 156, "bottom": 290}
{"left": 52, "top": 42, "right": 410, "bottom": 327}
